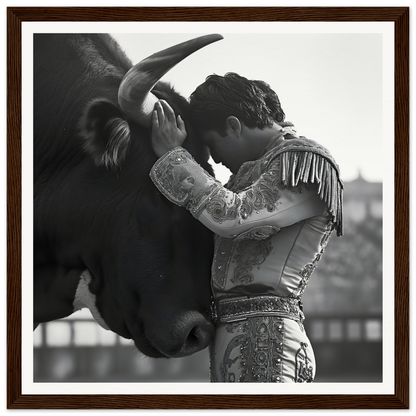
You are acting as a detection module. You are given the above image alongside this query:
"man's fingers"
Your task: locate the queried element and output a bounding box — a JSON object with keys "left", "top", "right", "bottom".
{"left": 154, "top": 101, "right": 165, "bottom": 126}
{"left": 152, "top": 110, "right": 159, "bottom": 130}
{"left": 159, "top": 100, "right": 177, "bottom": 124}
{"left": 177, "top": 115, "right": 186, "bottom": 134}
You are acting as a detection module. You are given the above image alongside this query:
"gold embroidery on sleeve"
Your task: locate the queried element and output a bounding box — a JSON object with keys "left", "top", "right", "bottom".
{"left": 150, "top": 147, "right": 221, "bottom": 215}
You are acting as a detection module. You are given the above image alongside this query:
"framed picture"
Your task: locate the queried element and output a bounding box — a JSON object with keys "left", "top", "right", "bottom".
{"left": 7, "top": 7, "right": 409, "bottom": 409}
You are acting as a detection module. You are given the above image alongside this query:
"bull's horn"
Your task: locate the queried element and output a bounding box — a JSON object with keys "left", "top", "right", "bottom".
{"left": 118, "top": 34, "right": 223, "bottom": 127}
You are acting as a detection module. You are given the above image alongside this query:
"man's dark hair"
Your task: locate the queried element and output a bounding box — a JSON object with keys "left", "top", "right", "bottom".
{"left": 189, "top": 72, "right": 285, "bottom": 136}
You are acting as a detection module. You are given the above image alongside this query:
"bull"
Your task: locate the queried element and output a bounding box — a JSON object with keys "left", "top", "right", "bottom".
{"left": 34, "top": 33, "right": 222, "bottom": 358}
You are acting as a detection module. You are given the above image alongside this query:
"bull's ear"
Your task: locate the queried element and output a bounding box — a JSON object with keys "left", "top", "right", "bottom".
{"left": 79, "top": 99, "right": 131, "bottom": 170}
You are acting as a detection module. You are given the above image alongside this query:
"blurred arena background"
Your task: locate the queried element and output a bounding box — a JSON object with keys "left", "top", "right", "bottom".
{"left": 33, "top": 174, "right": 382, "bottom": 383}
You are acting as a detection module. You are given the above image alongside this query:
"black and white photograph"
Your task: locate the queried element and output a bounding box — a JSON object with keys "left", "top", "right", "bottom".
{"left": 27, "top": 22, "right": 392, "bottom": 391}
{"left": 5, "top": 6, "right": 408, "bottom": 409}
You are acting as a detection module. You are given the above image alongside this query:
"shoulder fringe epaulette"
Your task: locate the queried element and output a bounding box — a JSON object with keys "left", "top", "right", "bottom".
{"left": 278, "top": 146, "right": 344, "bottom": 237}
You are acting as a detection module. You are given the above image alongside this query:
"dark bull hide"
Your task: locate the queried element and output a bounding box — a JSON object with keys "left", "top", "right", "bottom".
{"left": 34, "top": 34, "right": 222, "bottom": 358}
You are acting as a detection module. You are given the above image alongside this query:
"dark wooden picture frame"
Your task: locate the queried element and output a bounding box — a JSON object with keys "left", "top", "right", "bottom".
{"left": 7, "top": 7, "right": 409, "bottom": 409}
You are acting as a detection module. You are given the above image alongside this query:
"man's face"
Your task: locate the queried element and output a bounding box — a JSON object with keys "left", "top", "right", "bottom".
{"left": 201, "top": 129, "right": 247, "bottom": 174}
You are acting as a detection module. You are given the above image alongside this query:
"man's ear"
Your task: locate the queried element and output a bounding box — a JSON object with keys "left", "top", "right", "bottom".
{"left": 225, "top": 116, "right": 242, "bottom": 138}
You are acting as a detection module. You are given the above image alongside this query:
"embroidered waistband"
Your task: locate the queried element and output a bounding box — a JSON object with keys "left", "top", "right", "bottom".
{"left": 213, "top": 295, "right": 305, "bottom": 325}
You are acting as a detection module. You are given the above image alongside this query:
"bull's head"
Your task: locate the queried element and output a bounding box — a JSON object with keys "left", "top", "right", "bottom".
{"left": 75, "top": 35, "right": 223, "bottom": 358}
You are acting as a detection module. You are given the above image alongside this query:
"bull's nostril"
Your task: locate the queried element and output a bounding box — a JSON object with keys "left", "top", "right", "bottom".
{"left": 183, "top": 322, "right": 214, "bottom": 353}
{"left": 185, "top": 328, "right": 200, "bottom": 348}
{"left": 189, "top": 325, "right": 204, "bottom": 343}
{"left": 146, "top": 312, "right": 214, "bottom": 358}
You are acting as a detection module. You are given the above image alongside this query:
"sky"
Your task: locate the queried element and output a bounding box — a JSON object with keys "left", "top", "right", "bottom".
{"left": 110, "top": 25, "right": 391, "bottom": 184}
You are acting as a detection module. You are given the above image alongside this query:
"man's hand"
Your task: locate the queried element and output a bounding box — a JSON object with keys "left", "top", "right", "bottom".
{"left": 151, "top": 100, "right": 187, "bottom": 158}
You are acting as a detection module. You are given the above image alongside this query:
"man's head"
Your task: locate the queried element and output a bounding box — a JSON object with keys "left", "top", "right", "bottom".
{"left": 189, "top": 73, "right": 285, "bottom": 173}
{"left": 189, "top": 72, "right": 285, "bottom": 136}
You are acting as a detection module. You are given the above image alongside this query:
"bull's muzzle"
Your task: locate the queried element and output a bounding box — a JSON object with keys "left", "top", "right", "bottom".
{"left": 118, "top": 34, "right": 223, "bottom": 127}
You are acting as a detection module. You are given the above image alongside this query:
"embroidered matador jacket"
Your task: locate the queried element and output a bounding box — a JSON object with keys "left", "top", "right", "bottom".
{"left": 150, "top": 124, "right": 343, "bottom": 383}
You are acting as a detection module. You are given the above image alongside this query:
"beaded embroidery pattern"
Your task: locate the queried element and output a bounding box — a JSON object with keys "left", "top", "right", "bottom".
{"left": 212, "top": 236, "right": 274, "bottom": 289}
{"left": 216, "top": 295, "right": 305, "bottom": 324}
{"left": 293, "top": 218, "right": 334, "bottom": 298}
{"left": 232, "top": 239, "right": 273, "bottom": 286}
{"left": 202, "top": 158, "right": 292, "bottom": 225}
{"left": 149, "top": 147, "right": 221, "bottom": 214}
{"left": 294, "top": 342, "right": 314, "bottom": 382}
{"left": 205, "top": 189, "right": 240, "bottom": 223}
{"left": 215, "top": 316, "right": 286, "bottom": 382}
{"left": 212, "top": 237, "right": 233, "bottom": 289}
{"left": 238, "top": 159, "right": 288, "bottom": 220}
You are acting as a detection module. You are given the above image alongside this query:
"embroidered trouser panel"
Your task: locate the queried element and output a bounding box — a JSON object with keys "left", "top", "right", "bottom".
{"left": 209, "top": 316, "right": 315, "bottom": 383}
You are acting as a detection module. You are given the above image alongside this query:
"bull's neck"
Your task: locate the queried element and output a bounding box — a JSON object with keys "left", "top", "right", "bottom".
{"left": 73, "top": 270, "right": 110, "bottom": 330}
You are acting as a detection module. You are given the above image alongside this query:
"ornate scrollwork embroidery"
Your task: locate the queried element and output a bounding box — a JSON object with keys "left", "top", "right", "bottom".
{"left": 320, "top": 220, "right": 334, "bottom": 247}
{"left": 211, "top": 227, "right": 278, "bottom": 291}
{"left": 220, "top": 333, "right": 251, "bottom": 382}
{"left": 294, "top": 220, "right": 334, "bottom": 297}
{"left": 238, "top": 163, "right": 284, "bottom": 219}
{"left": 150, "top": 147, "right": 221, "bottom": 212}
{"left": 216, "top": 317, "right": 285, "bottom": 382}
{"left": 187, "top": 184, "right": 223, "bottom": 218}
{"left": 231, "top": 239, "right": 273, "bottom": 286}
{"left": 295, "top": 258, "right": 319, "bottom": 298}
{"left": 294, "top": 342, "right": 314, "bottom": 382}
{"left": 205, "top": 189, "right": 240, "bottom": 223}
{"left": 197, "top": 156, "right": 294, "bottom": 224}
{"left": 212, "top": 237, "right": 234, "bottom": 289}
{"left": 234, "top": 225, "right": 280, "bottom": 241}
